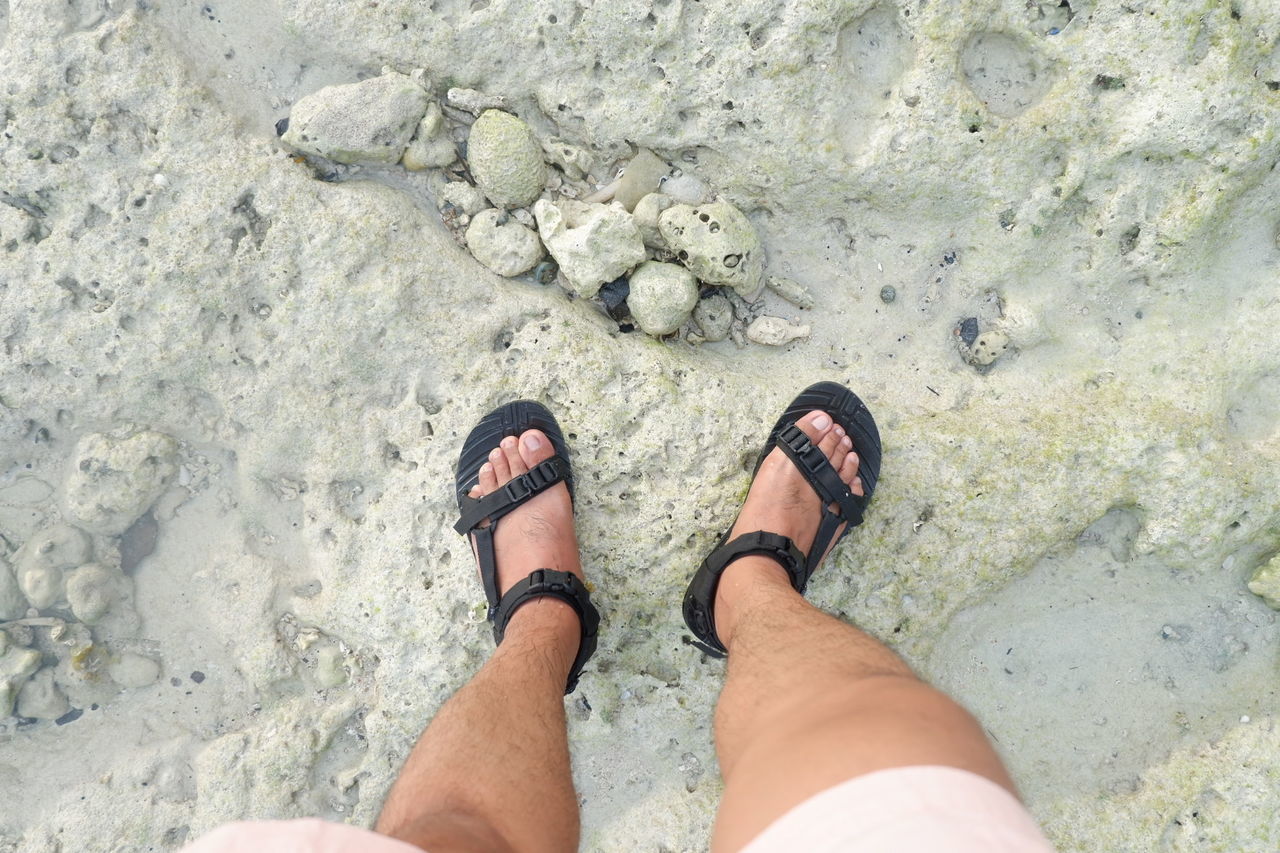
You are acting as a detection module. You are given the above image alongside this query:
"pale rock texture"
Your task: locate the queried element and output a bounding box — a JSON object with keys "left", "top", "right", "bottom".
{"left": 765, "top": 276, "right": 815, "bottom": 310}
{"left": 633, "top": 193, "right": 675, "bottom": 250}
{"left": 746, "top": 316, "right": 810, "bottom": 347}
{"left": 0, "top": 558, "right": 28, "bottom": 620}
{"left": 969, "top": 331, "right": 1011, "bottom": 366}
{"left": 465, "top": 210, "right": 545, "bottom": 277}
{"left": 438, "top": 181, "right": 489, "bottom": 216}
{"left": 467, "top": 110, "right": 547, "bottom": 208}
{"left": 533, "top": 199, "right": 646, "bottom": 297}
{"left": 0, "top": 645, "right": 42, "bottom": 717}
{"left": 282, "top": 71, "right": 429, "bottom": 165}
{"left": 65, "top": 564, "right": 121, "bottom": 624}
{"left": 108, "top": 653, "right": 162, "bottom": 689}
{"left": 659, "top": 200, "right": 765, "bottom": 300}
{"left": 615, "top": 150, "right": 671, "bottom": 212}
{"left": 693, "top": 293, "right": 734, "bottom": 343}
{"left": 401, "top": 103, "right": 457, "bottom": 171}
{"left": 1, "top": 0, "right": 1279, "bottom": 850}
{"left": 16, "top": 669, "right": 69, "bottom": 720}
{"left": 66, "top": 431, "right": 178, "bottom": 535}
{"left": 627, "top": 262, "right": 699, "bottom": 337}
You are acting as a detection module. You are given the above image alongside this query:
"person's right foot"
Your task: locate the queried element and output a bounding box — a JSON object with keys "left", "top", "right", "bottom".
{"left": 712, "top": 409, "right": 865, "bottom": 648}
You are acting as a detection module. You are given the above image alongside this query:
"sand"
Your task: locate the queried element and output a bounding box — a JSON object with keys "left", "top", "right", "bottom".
{"left": 1, "top": 0, "right": 1278, "bottom": 850}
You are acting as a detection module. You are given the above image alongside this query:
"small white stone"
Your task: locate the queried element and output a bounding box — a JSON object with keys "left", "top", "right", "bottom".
{"left": 661, "top": 173, "right": 713, "bottom": 205}
{"left": 65, "top": 563, "right": 119, "bottom": 624}
{"left": 467, "top": 110, "right": 547, "bottom": 208}
{"left": 0, "top": 645, "right": 42, "bottom": 716}
{"left": 659, "top": 200, "right": 764, "bottom": 300}
{"left": 1241, "top": 715, "right": 1251, "bottom": 723}
{"left": 746, "top": 316, "right": 811, "bottom": 346}
{"left": 17, "top": 564, "right": 62, "bottom": 610}
{"left": 627, "top": 262, "right": 699, "bottom": 336}
{"left": 438, "top": 182, "right": 490, "bottom": 216}
{"left": 401, "top": 102, "right": 457, "bottom": 170}
{"left": 17, "top": 668, "right": 69, "bottom": 719}
{"left": 633, "top": 193, "right": 674, "bottom": 250}
{"left": 314, "top": 646, "right": 348, "bottom": 689}
{"left": 465, "top": 209, "right": 545, "bottom": 277}
{"left": 969, "top": 331, "right": 1011, "bottom": 366}
{"left": 765, "top": 275, "right": 815, "bottom": 309}
{"left": 692, "top": 293, "right": 733, "bottom": 343}
{"left": 533, "top": 199, "right": 646, "bottom": 298}
{"left": 108, "top": 653, "right": 161, "bottom": 689}
{"left": 282, "top": 71, "right": 429, "bottom": 165}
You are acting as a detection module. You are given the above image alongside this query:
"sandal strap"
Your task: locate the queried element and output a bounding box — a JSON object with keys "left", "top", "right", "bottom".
{"left": 684, "top": 531, "right": 806, "bottom": 658}
{"left": 492, "top": 569, "right": 600, "bottom": 694}
{"left": 775, "top": 424, "right": 863, "bottom": 527}
{"left": 453, "top": 456, "right": 571, "bottom": 537}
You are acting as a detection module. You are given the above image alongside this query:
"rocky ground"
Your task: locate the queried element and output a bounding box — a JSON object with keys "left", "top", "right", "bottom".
{"left": 1, "top": 0, "right": 1279, "bottom": 850}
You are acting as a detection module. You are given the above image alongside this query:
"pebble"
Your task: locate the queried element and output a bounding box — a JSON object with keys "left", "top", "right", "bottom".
{"left": 17, "top": 563, "right": 62, "bottom": 610}
{"left": 17, "top": 668, "right": 69, "bottom": 719}
{"left": 627, "top": 261, "right": 700, "bottom": 336}
{"left": 464, "top": 209, "right": 545, "bottom": 277}
{"left": 467, "top": 110, "right": 547, "bottom": 208}
{"left": 660, "top": 173, "right": 713, "bottom": 205}
{"left": 532, "top": 199, "right": 646, "bottom": 298}
{"left": 958, "top": 317, "right": 980, "bottom": 347}
{"left": 597, "top": 277, "right": 630, "bottom": 322}
{"left": 314, "top": 646, "right": 348, "bottom": 689}
{"left": 281, "top": 70, "right": 429, "bottom": 165}
{"left": 659, "top": 200, "right": 764, "bottom": 301}
{"left": 692, "top": 292, "right": 734, "bottom": 342}
{"left": 968, "top": 331, "right": 1010, "bottom": 366}
{"left": 401, "top": 102, "right": 457, "bottom": 170}
{"left": 66, "top": 429, "right": 179, "bottom": 535}
{"left": 880, "top": 285, "right": 897, "bottom": 304}
{"left": 65, "top": 564, "right": 119, "bottom": 624}
{"left": 615, "top": 149, "right": 670, "bottom": 212}
{"left": 766, "top": 276, "right": 815, "bottom": 309}
{"left": 108, "top": 653, "right": 161, "bottom": 689}
{"left": 746, "top": 316, "right": 810, "bottom": 346}
{"left": 438, "top": 181, "right": 490, "bottom": 216}
{"left": 0, "top": 644, "right": 42, "bottom": 716}
{"left": 632, "top": 193, "right": 674, "bottom": 250}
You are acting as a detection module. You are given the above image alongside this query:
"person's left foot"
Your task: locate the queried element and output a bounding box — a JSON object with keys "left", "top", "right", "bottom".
{"left": 466, "top": 430, "right": 583, "bottom": 648}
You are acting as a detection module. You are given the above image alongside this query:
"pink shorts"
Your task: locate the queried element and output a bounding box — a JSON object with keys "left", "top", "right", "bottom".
{"left": 182, "top": 766, "right": 1053, "bottom": 852}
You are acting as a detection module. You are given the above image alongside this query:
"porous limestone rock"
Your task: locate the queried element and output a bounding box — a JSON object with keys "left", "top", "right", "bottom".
{"left": 746, "top": 316, "right": 810, "bottom": 346}
{"left": 401, "top": 103, "right": 457, "bottom": 170}
{"left": 542, "top": 138, "right": 595, "bottom": 182}
{"left": 615, "top": 149, "right": 670, "bottom": 212}
{"left": 633, "top": 193, "right": 674, "bottom": 250}
{"left": 65, "top": 564, "right": 119, "bottom": 624}
{"left": 627, "top": 262, "right": 699, "bottom": 336}
{"left": 465, "top": 209, "right": 544, "bottom": 277}
{"left": 765, "top": 275, "right": 815, "bottom": 309}
{"left": 66, "top": 429, "right": 178, "bottom": 535}
{"left": 445, "top": 87, "right": 510, "bottom": 116}
{"left": 660, "top": 174, "right": 713, "bottom": 205}
{"left": 692, "top": 292, "right": 734, "bottom": 343}
{"left": 14, "top": 525, "right": 92, "bottom": 610}
{"left": 17, "top": 669, "right": 69, "bottom": 720}
{"left": 533, "top": 199, "right": 646, "bottom": 298}
{"left": 438, "top": 181, "right": 489, "bottom": 216}
{"left": 108, "top": 653, "right": 161, "bottom": 689}
{"left": 282, "top": 71, "right": 429, "bottom": 165}
{"left": 968, "top": 331, "right": 1011, "bottom": 366}
{"left": 467, "top": 110, "right": 547, "bottom": 208}
{"left": 659, "top": 200, "right": 764, "bottom": 300}
{"left": 1247, "top": 554, "right": 1280, "bottom": 610}
{"left": 314, "top": 645, "right": 348, "bottom": 688}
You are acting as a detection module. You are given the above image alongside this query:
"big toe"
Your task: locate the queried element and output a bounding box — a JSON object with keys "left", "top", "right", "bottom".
{"left": 795, "top": 409, "right": 836, "bottom": 446}
{"left": 517, "top": 429, "right": 555, "bottom": 469}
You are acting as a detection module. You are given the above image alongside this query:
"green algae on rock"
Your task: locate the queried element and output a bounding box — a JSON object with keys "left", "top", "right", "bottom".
{"left": 467, "top": 109, "right": 547, "bottom": 208}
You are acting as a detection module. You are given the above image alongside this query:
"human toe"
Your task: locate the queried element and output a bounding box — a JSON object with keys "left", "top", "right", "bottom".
{"left": 489, "top": 446, "right": 511, "bottom": 482}
{"left": 501, "top": 435, "right": 528, "bottom": 476}
{"left": 817, "top": 422, "right": 843, "bottom": 460}
{"left": 840, "top": 452, "right": 864, "bottom": 497}
{"left": 795, "top": 409, "right": 835, "bottom": 445}
{"left": 517, "top": 429, "right": 554, "bottom": 468}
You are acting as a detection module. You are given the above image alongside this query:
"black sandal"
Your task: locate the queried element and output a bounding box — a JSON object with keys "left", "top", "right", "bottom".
{"left": 453, "top": 400, "right": 600, "bottom": 694}
{"left": 682, "top": 381, "right": 882, "bottom": 657}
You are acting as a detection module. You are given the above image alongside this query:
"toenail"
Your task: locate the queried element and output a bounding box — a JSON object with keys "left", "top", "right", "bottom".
{"left": 489, "top": 448, "right": 502, "bottom": 460}
{"left": 835, "top": 426, "right": 845, "bottom": 437}
{"left": 523, "top": 433, "right": 542, "bottom": 451}
{"left": 812, "top": 413, "right": 831, "bottom": 430}
{"left": 502, "top": 436, "right": 517, "bottom": 448}
{"left": 481, "top": 463, "right": 492, "bottom": 473}
{"left": 842, "top": 436, "right": 852, "bottom": 448}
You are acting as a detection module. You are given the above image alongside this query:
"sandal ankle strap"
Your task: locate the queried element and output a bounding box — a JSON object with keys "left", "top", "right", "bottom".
{"left": 493, "top": 569, "right": 600, "bottom": 694}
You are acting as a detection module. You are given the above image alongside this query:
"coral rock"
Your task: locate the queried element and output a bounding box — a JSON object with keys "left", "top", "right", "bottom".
{"left": 627, "top": 261, "right": 699, "bottom": 336}
{"left": 533, "top": 199, "right": 646, "bottom": 298}
{"left": 746, "top": 316, "right": 810, "bottom": 346}
{"left": 467, "top": 110, "right": 547, "bottom": 208}
{"left": 465, "top": 209, "right": 545, "bottom": 277}
{"left": 282, "top": 71, "right": 429, "bottom": 165}
{"left": 659, "top": 200, "right": 764, "bottom": 300}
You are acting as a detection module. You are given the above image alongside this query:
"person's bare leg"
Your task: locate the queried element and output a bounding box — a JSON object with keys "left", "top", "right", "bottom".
{"left": 376, "top": 430, "right": 582, "bottom": 853}
{"left": 709, "top": 410, "right": 1016, "bottom": 852}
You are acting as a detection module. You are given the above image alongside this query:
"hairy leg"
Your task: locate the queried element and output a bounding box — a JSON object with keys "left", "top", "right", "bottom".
{"left": 376, "top": 431, "right": 583, "bottom": 853}
{"left": 708, "top": 412, "right": 1015, "bottom": 851}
